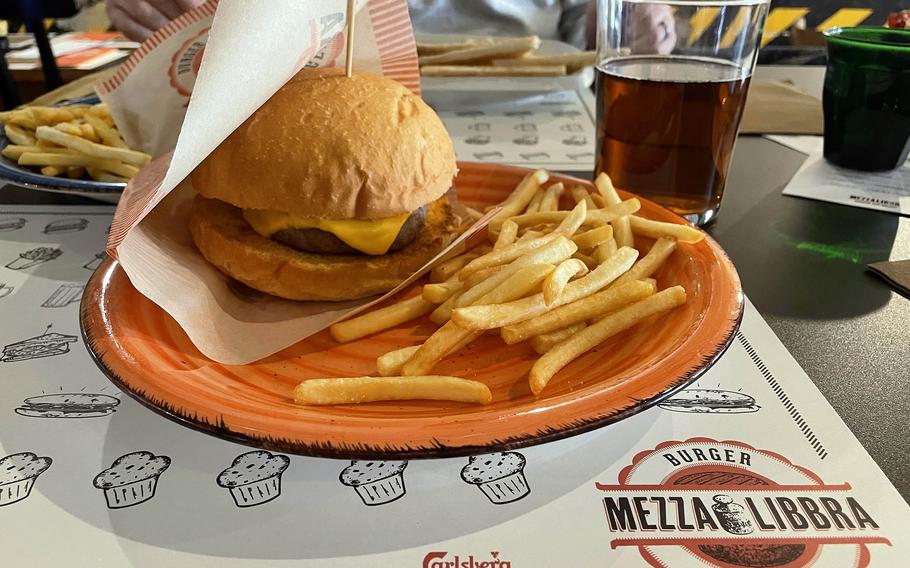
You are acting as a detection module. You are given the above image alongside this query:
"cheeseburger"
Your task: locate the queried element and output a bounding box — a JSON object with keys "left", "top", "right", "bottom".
{"left": 189, "top": 69, "right": 459, "bottom": 301}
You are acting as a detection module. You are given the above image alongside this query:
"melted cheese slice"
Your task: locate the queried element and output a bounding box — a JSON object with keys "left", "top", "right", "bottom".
{"left": 243, "top": 209, "right": 410, "bottom": 256}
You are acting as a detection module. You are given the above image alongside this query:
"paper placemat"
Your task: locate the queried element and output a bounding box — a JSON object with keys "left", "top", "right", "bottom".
{"left": 0, "top": 204, "right": 908, "bottom": 567}
{"left": 771, "top": 135, "right": 910, "bottom": 215}
{"left": 432, "top": 90, "right": 597, "bottom": 171}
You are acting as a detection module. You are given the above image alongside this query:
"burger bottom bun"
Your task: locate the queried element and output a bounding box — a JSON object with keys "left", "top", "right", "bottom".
{"left": 189, "top": 195, "right": 459, "bottom": 301}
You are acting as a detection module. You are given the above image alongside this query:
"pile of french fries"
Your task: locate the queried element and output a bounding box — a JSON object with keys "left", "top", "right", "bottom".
{"left": 0, "top": 104, "right": 150, "bottom": 183}
{"left": 294, "top": 170, "right": 705, "bottom": 407}
{"left": 417, "top": 36, "right": 595, "bottom": 78}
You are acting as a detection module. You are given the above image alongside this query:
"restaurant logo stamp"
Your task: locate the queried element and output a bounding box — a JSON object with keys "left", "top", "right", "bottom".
{"left": 597, "top": 438, "right": 889, "bottom": 567}
{"left": 168, "top": 27, "right": 209, "bottom": 99}
{"left": 422, "top": 550, "right": 512, "bottom": 568}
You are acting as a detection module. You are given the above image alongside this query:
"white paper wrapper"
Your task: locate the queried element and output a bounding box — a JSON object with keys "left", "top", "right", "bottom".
{"left": 96, "top": 0, "right": 481, "bottom": 364}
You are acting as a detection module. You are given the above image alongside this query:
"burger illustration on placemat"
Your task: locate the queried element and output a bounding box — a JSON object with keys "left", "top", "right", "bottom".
{"left": 461, "top": 451, "right": 530, "bottom": 504}
{"left": 93, "top": 451, "right": 170, "bottom": 509}
{"left": 6, "top": 247, "right": 62, "bottom": 270}
{"left": 659, "top": 389, "right": 760, "bottom": 414}
{"left": 217, "top": 450, "right": 290, "bottom": 507}
{"left": 0, "top": 452, "right": 52, "bottom": 507}
{"left": 339, "top": 460, "right": 408, "bottom": 506}
{"left": 15, "top": 392, "right": 119, "bottom": 418}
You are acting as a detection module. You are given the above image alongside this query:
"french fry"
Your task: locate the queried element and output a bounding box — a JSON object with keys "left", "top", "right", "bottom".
{"left": 330, "top": 294, "right": 436, "bottom": 343}
{"left": 463, "top": 265, "right": 503, "bottom": 288}
{"left": 489, "top": 169, "right": 548, "bottom": 231}
{"left": 0, "top": 109, "right": 37, "bottom": 129}
{"left": 294, "top": 376, "right": 492, "bottom": 405}
{"left": 595, "top": 173, "right": 634, "bottom": 248}
{"left": 2, "top": 144, "right": 72, "bottom": 160}
{"left": 612, "top": 237, "right": 677, "bottom": 287}
{"left": 595, "top": 237, "right": 618, "bottom": 264}
{"left": 422, "top": 279, "right": 462, "bottom": 304}
{"left": 570, "top": 186, "right": 597, "bottom": 208}
{"left": 538, "top": 182, "right": 564, "bottom": 212}
{"left": 35, "top": 126, "right": 150, "bottom": 166}
{"left": 430, "top": 248, "right": 485, "bottom": 282}
{"left": 502, "top": 279, "right": 656, "bottom": 344}
{"left": 460, "top": 233, "right": 560, "bottom": 279}
{"left": 404, "top": 264, "right": 554, "bottom": 375}
{"left": 572, "top": 224, "right": 613, "bottom": 249}
{"left": 516, "top": 230, "right": 544, "bottom": 243}
{"left": 66, "top": 166, "right": 85, "bottom": 179}
{"left": 4, "top": 124, "right": 36, "bottom": 146}
{"left": 505, "top": 199, "right": 640, "bottom": 230}
{"left": 83, "top": 114, "right": 129, "bottom": 148}
{"left": 30, "top": 106, "right": 77, "bottom": 125}
{"left": 421, "top": 65, "right": 566, "bottom": 77}
{"left": 529, "top": 286, "right": 687, "bottom": 394}
{"left": 543, "top": 258, "right": 588, "bottom": 306}
{"left": 419, "top": 36, "right": 541, "bottom": 65}
{"left": 491, "top": 51, "right": 596, "bottom": 71}
{"left": 429, "top": 291, "right": 462, "bottom": 325}
{"left": 553, "top": 199, "right": 587, "bottom": 235}
{"left": 493, "top": 220, "right": 518, "bottom": 250}
{"left": 87, "top": 168, "right": 128, "bottom": 183}
{"left": 451, "top": 247, "right": 638, "bottom": 330}
{"left": 18, "top": 152, "right": 138, "bottom": 178}
{"left": 463, "top": 206, "right": 483, "bottom": 222}
{"left": 417, "top": 38, "right": 494, "bottom": 56}
{"left": 456, "top": 237, "right": 576, "bottom": 306}
{"left": 40, "top": 166, "right": 64, "bottom": 177}
{"left": 524, "top": 190, "right": 544, "bottom": 213}
{"left": 530, "top": 322, "right": 587, "bottom": 354}
{"left": 377, "top": 346, "right": 422, "bottom": 376}
{"left": 629, "top": 216, "right": 704, "bottom": 244}
{"left": 573, "top": 252, "right": 597, "bottom": 269}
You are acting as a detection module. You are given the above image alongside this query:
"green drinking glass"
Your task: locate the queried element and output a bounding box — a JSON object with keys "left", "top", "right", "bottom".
{"left": 822, "top": 27, "right": 910, "bottom": 171}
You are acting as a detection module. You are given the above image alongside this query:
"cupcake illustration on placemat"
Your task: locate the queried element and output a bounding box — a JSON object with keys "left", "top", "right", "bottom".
{"left": 93, "top": 451, "right": 170, "bottom": 509}
{"left": 217, "top": 450, "right": 290, "bottom": 507}
{"left": 0, "top": 452, "right": 52, "bottom": 507}
{"left": 461, "top": 451, "right": 529, "bottom": 504}
{"left": 339, "top": 461, "right": 408, "bottom": 506}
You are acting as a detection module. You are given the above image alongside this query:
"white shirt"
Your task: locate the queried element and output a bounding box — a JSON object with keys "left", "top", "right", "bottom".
{"left": 408, "top": 0, "right": 590, "bottom": 48}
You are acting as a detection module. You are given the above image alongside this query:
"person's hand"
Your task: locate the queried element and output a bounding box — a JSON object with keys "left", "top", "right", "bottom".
{"left": 106, "top": 0, "right": 205, "bottom": 42}
{"left": 630, "top": 4, "right": 677, "bottom": 55}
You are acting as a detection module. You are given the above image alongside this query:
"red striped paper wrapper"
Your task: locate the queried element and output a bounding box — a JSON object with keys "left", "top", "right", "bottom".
{"left": 88, "top": 0, "right": 486, "bottom": 364}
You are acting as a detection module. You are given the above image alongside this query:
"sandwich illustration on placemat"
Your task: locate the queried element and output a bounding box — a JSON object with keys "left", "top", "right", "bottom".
{"left": 339, "top": 461, "right": 408, "bottom": 506}
{"left": 43, "top": 218, "right": 88, "bottom": 234}
{"left": 461, "top": 451, "right": 530, "bottom": 505}
{"left": 0, "top": 452, "right": 52, "bottom": 507}
{"left": 659, "top": 389, "right": 760, "bottom": 414}
{"left": 1, "top": 325, "right": 77, "bottom": 362}
{"left": 93, "top": 451, "right": 171, "bottom": 509}
{"left": 217, "top": 450, "right": 290, "bottom": 507}
{"left": 6, "top": 247, "right": 62, "bottom": 270}
{"left": 15, "top": 393, "right": 119, "bottom": 418}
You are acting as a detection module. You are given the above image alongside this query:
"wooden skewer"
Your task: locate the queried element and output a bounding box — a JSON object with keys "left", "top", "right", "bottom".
{"left": 345, "top": 0, "right": 356, "bottom": 77}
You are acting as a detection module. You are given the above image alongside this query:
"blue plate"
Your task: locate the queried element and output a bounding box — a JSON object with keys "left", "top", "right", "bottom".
{"left": 0, "top": 96, "right": 126, "bottom": 201}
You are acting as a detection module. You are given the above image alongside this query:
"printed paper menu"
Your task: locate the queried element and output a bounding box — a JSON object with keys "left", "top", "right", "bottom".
{"left": 0, "top": 204, "right": 908, "bottom": 567}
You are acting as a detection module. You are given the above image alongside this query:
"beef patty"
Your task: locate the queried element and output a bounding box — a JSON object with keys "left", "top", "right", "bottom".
{"left": 272, "top": 205, "right": 428, "bottom": 255}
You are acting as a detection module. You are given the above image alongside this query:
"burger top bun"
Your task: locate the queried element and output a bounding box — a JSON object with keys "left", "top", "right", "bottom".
{"left": 191, "top": 68, "right": 457, "bottom": 220}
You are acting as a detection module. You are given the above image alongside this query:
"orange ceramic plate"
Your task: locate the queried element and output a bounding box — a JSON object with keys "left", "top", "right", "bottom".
{"left": 81, "top": 163, "right": 743, "bottom": 458}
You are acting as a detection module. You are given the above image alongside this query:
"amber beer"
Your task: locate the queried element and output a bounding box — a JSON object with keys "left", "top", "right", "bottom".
{"left": 596, "top": 56, "right": 751, "bottom": 223}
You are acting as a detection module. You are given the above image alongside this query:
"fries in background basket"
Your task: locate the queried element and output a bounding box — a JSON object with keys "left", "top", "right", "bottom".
{"left": 0, "top": 103, "right": 149, "bottom": 182}
{"left": 417, "top": 35, "right": 595, "bottom": 78}
{"left": 297, "top": 171, "right": 704, "bottom": 406}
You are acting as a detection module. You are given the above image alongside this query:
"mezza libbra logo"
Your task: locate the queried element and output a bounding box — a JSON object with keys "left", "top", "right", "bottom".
{"left": 597, "top": 438, "right": 889, "bottom": 568}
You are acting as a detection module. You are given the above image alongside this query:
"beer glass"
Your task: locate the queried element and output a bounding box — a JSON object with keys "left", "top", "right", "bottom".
{"left": 595, "top": 0, "right": 769, "bottom": 225}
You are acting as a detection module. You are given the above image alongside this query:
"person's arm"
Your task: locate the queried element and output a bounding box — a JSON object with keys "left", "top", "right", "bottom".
{"left": 106, "top": 0, "right": 203, "bottom": 42}
{"left": 559, "top": 0, "right": 594, "bottom": 49}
